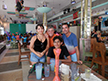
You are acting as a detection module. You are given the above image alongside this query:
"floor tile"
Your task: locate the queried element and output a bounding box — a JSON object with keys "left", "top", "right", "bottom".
{"left": 0, "top": 62, "right": 22, "bottom": 72}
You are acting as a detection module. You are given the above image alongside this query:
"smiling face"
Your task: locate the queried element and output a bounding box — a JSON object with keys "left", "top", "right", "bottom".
{"left": 36, "top": 26, "right": 44, "bottom": 35}
{"left": 53, "top": 39, "right": 62, "bottom": 49}
{"left": 47, "top": 28, "right": 54, "bottom": 37}
{"left": 62, "top": 24, "right": 70, "bottom": 34}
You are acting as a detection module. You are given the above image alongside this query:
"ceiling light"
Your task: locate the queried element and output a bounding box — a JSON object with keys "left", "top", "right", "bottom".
{"left": 71, "top": 0, "right": 76, "bottom": 4}
{"left": 2, "top": 1, "right": 7, "bottom": 10}
{"left": 37, "top": 1, "right": 51, "bottom": 13}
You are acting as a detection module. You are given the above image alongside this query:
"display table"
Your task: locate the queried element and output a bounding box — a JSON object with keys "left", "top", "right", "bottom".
{"left": 28, "top": 64, "right": 107, "bottom": 81}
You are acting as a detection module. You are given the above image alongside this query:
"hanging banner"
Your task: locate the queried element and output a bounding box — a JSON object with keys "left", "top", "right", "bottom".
{"left": 73, "top": 11, "right": 79, "bottom": 19}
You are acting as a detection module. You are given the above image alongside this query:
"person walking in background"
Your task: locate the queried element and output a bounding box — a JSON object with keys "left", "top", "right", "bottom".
{"left": 62, "top": 23, "right": 82, "bottom": 64}
{"left": 29, "top": 24, "right": 49, "bottom": 65}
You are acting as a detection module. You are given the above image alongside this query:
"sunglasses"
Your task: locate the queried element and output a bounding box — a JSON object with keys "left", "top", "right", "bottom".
{"left": 41, "top": 43, "right": 44, "bottom": 49}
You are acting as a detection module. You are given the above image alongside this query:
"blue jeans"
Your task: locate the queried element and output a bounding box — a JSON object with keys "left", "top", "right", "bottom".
{"left": 64, "top": 53, "right": 77, "bottom": 62}
{"left": 70, "top": 53, "right": 77, "bottom": 62}
{"left": 30, "top": 52, "right": 45, "bottom": 62}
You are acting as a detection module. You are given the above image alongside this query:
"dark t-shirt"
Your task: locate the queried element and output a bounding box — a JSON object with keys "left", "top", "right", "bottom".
{"left": 47, "top": 46, "right": 70, "bottom": 59}
{"left": 94, "top": 34, "right": 101, "bottom": 42}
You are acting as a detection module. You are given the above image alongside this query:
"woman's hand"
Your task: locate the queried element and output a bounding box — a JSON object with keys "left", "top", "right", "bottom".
{"left": 36, "top": 52, "right": 42, "bottom": 58}
{"left": 36, "top": 52, "right": 44, "bottom": 58}
{"left": 40, "top": 52, "right": 44, "bottom": 56}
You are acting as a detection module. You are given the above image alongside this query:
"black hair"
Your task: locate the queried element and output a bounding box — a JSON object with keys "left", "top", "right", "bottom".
{"left": 53, "top": 36, "right": 63, "bottom": 42}
{"left": 62, "top": 23, "right": 70, "bottom": 28}
{"left": 36, "top": 24, "right": 44, "bottom": 29}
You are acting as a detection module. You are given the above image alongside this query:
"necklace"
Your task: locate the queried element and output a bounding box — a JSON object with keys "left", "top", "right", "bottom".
{"left": 37, "top": 35, "right": 43, "bottom": 42}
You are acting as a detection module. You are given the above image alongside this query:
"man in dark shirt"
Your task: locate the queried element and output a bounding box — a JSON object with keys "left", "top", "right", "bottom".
{"left": 47, "top": 36, "right": 71, "bottom": 64}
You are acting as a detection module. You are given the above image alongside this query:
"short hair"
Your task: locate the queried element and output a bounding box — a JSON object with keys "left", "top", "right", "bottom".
{"left": 53, "top": 36, "right": 63, "bottom": 42}
{"left": 47, "top": 25, "right": 55, "bottom": 31}
{"left": 62, "top": 23, "right": 70, "bottom": 28}
{"left": 96, "top": 31, "right": 101, "bottom": 34}
{"left": 36, "top": 24, "right": 44, "bottom": 29}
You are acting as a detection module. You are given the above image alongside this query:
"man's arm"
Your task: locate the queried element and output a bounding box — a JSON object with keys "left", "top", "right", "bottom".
{"left": 60, "top": 56, "right": 71, "bottom": 63}
{"left": 75, "top": 46, "right": 83, "bottom": 64}
{"left": 47, "top": 57, "right": 51, "bottom": 64}
{"left": 47, "top": 47, "right": 53, "bottom": 64}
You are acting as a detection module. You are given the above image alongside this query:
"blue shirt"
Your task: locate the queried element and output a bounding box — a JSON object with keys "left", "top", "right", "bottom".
{"left": 11, "top": 36, "right": 16, "bottom": 41}
{"left": 22, "top": 37, "right": 27, "bottom": 43}
{"left": 62, "top": 33, "right": 78, "bottom": 55}
{"left": 12, "top": 36, "right": 16, "bottom": 39}
{"left": 7, "top": 36, "right": 10, "bottom": 41}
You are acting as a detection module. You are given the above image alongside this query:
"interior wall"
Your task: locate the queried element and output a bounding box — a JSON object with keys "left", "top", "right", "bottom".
{"left": 3, "top": 23, "right": 10, "bottom": 32}
{"left": 52, "top": 22, "right": 58, "bottom": 31}
{"left": 26, "top": 24, "right": 37, "bottom": 33}
{"left": 0, "top": 27, "right": 4, "bottom": 35}
{"left": 69, "top": 26, "right": 80, "bottom": 46}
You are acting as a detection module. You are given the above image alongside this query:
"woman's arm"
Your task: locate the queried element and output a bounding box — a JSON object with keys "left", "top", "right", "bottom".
{"left": 29, "top": 36, "right": 41, "bottom": 57}
{"left": 40, "top": 36, "right": 49, "bottom": 56}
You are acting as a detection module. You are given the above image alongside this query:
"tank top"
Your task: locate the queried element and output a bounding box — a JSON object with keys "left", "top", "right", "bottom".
{"left": 33, "top": 38, "right": 47, "bottom": 52}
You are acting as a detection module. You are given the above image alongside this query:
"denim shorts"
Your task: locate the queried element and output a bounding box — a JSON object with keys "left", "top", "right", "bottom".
{"left": 30, "top": 52, "right": 45, "bottom": 62}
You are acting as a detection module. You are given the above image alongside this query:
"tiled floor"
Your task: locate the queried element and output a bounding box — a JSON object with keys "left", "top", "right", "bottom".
{"left": 1, "top": 43, "right": 108, "bottom": 81}
{"left": 0, "top": 44, "right": 30, "bottom": 81}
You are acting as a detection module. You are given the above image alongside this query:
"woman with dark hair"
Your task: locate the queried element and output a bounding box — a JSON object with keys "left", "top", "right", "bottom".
{"left": 29, "top": 24, "right": 49, "bottom": 65}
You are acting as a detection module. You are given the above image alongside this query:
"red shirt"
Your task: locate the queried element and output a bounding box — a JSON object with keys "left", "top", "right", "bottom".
{"left": 16, "top": 35, "right": 20, "bottom": 40}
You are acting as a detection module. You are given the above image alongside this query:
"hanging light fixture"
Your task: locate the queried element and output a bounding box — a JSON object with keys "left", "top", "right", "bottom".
{"left": 71, "top": 0, "right": 76, "bottom": 4}
{"left": 2, "top": 1, "right": 7, "bottom": 10}
{"left": 37, "top": 1, "right": 51, "bottom": 13}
